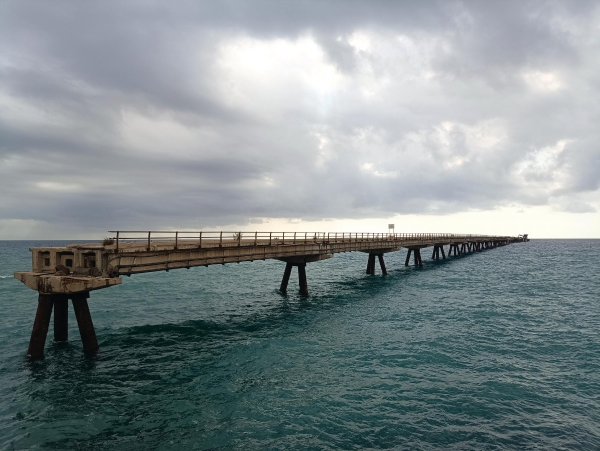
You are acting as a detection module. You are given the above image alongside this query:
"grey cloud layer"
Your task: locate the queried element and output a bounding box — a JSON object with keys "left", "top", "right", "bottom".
{"left": 1, "top": 0, "right": 599, "bottom": 232}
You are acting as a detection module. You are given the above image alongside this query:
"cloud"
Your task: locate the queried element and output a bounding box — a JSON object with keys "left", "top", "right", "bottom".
{"left": 0, "top": 0, "right": 599, "bottom": 236}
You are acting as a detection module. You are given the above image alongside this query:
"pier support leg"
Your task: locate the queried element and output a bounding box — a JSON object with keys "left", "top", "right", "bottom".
{"left": 280, "top": 262, "right": 293, "bottom": 294}
{"left": 53, "top": 295, "right": 69, "bottom": 342}
{"left": 431, "top": 246, "right": 436, "bottom": 259}
{"left": 298, "top": 264, "right": 308, "bottom": 295}
{"left": 377, "top": 254, "right": 387, "bottom": 275}
{"left": 405, "top": 249, "right": 412, "bottom": 267}
{"left": 366, "top": 253, "right": 376, "bottom": 275}
{"left": 72, "top": 292, "right": 99, "bottom": 354}
{"left": 414, "top": 249, "right": 423, "bottom": 267}
{"left": 441, "top": 246, "right": 446, "bottom": 259}
{"left": 27, "top": 294, "right": 54, "bottom": 360}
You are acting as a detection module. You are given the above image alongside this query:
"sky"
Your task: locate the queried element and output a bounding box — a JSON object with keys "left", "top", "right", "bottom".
{"left": 1, "top": 0, "right": 599, "bottom": 239}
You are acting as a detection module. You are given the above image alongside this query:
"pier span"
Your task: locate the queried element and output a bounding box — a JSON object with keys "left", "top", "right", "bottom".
{"left": 15, "top": 231, "right": 528, "bottom": 359}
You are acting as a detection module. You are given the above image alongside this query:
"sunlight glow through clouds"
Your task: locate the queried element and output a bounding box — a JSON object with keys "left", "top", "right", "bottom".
{"left": 217, "top": 35, "right": 345, "bottom": 115}
{"left": 360, "top": 162, "right": 398, "bottom": 178}
{"left": 523, "top": 70, "right": 562, "bottom": 91}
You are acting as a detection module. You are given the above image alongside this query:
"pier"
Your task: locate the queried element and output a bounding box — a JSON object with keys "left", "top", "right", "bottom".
{"left": 14, "top": 231, "right": 528, "bottom": 359}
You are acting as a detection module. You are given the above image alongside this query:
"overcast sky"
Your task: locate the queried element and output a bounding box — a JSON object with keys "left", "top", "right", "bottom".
{"left": 1, "top": 0, "right": 599, "bottom": 238}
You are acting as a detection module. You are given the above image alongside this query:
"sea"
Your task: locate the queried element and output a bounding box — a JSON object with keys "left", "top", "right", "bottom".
{"left": 0, "top": 239, "right": 598, "bottom": 450}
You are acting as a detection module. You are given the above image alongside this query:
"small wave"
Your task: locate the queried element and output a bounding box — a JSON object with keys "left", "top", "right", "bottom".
{"left": 0, "top": 276, "right": 12, "bottom": 279}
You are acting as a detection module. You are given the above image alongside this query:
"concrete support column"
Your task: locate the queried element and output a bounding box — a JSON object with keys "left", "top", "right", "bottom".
{"left": 53, "top": 294, "right": 69, "bottom": 342}
{"left": 27, "top": 294, "right": 54, "bottom": 360}
{"left": 414, "top": 249, "right": 423, "bottom": 267}
{"left": 366, "top": 253, "right": 376, "bottom": 275}
{"left": 377, "top": 254, "right": 387, "bottom": 275}
{"left": 297, "top": 264, "right": 308, "bottom": 295}
{"left": 405, "top": 249, "right": 412, "bottom": 267}
{"left": 280, "top": 262, "right": 293, "bottom": 294}
{"left": 72, "top": 292, "right": 99, "bottom": 354}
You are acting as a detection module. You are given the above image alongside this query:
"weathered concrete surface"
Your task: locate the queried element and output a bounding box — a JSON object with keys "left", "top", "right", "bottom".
{"left": 15, "top": 272, "right": 121, "bottom": 294}
{"left": 15, "top": 233, "right": 524, "bottom": 293}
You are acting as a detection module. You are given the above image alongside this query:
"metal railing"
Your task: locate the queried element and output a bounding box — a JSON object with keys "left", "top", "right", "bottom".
{"left": 107, "top": 231, "right": 509, "bottom": 252}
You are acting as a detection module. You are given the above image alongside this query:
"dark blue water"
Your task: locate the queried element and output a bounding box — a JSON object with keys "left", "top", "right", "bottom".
{"left": 1, "top": 240, "right": 599, "bottom": 450}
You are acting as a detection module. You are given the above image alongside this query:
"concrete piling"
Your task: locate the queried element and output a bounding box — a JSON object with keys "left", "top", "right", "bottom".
{"left": 377, "top": 254, "right": 387, "bottom": 275}
{"left": 366, "top": 253, "right": 376, "bottom": 275}
{"left": 72, "top": 292, "right": 99, "bottom": 354}
{"left": 412, "top": 249, "right": 423, "bottom": 267}
{"left": 53, "top": 295, "right": 69, "bottom": 342}
{"left": 27, "top": 294, "right": 54, "bottom": 360}
{"left": 280, "top": 262, "right": 293, "bottom": 293}
{"left": 298, "top": 264, "right": 308, "bottom": 295}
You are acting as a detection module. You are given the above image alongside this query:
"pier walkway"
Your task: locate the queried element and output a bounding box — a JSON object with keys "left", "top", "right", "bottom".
{"left": 14, "top": 231, "right": 528, "bottom": 359}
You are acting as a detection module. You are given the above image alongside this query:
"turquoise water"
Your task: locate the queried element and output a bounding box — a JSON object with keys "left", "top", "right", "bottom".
{"left": 1, "top": 240, "right": 599, "bottom": 450}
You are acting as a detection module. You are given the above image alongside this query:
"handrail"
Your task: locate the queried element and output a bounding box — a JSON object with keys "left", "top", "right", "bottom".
{"left": 106, "top": 231, "right": 514, "bottom": 252}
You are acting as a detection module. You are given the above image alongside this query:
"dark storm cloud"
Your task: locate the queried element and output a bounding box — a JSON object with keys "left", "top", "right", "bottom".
{"left": 1, "top": 0, "right": 599, "bottom": 235}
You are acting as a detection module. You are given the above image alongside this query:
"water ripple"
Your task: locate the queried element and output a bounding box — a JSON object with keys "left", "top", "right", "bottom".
{"left": 0, "top": 240, "right": 599, "bottom": 449}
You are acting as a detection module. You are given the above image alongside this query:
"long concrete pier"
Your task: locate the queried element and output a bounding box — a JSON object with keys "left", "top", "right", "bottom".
{"left": 15, "top": 231, "right": 528, "bottom": 359}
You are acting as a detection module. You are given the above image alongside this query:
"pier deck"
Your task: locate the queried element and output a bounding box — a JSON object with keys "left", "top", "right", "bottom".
{"left": 14, "top": 231, "right": 528, "bottom": 359}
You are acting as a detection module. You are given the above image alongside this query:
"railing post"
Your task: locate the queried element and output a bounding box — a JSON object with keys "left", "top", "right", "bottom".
{"left": 294, "top": 232, "right": 296, "bottom": 244}
{"left": 254, "top": 231, "right": 257, "bottom": 246}
{"left": 238, "top": 231, "right": 241, "bottom": 247}
{"left": 269, "top": 232, "right": 272, "bottom": 246}
{"left": 219, "top": 231, "right": 223, "bottom": 247}
{"left": 175, "top": 231, "right": 178, "bottom": 250}
{"left": 116, "top": 231, "right": 119, "bottom": 252}
{"left": 147, "top": 231, "right": 151, "bottom": 251}
{"left": 199, "top": 231, "right": 202, "bottom": 248}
